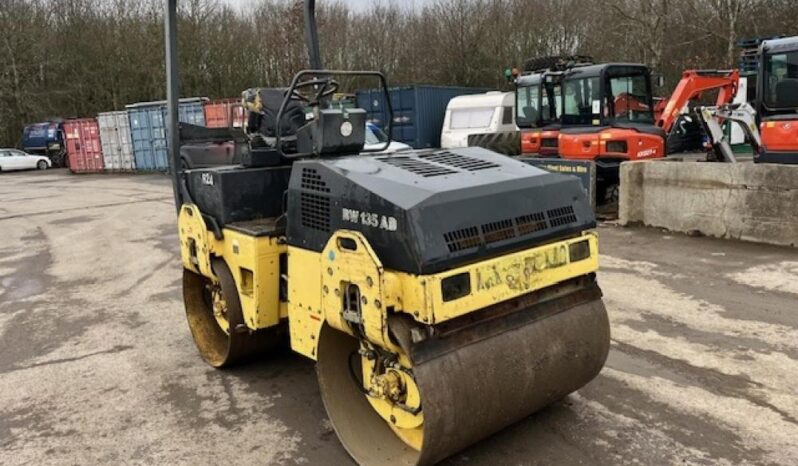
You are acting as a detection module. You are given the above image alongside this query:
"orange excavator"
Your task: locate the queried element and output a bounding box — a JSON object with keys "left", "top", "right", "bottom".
{"left": 516, "top": 63, "right": 665, "bottom": 161}
{"left": 655, "top": 69, "right": 740, "bottom": 134}
{"left": 754, "top": 37, "right": 798, "bottom": 163}
{"left": 555, "top": 67, "right": 743, "bottom": 162}
{"left": 693, "top": 38, "right": 798, "bottom": 164}
{"left": 520, "top": 66, "right": 742, "bottom": 157}
{"left": 515, "top": 70, "right": 563, "bottom": 156}
{"left": 514, "top": 56, "right": 593, "bottom": 156}
{"left": 516, "top": 38, "right": 798, "bottom": 204}
{"left": 552, "top": 63, "right": 665, "bottom": 201}
{"left": 551, "top": 65, "right": 745, "bottom": 201}
{"left": 662, "top": 37, "right": 798, "bottom": 164}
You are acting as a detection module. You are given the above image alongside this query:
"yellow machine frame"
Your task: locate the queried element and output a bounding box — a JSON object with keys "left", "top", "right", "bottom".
{"left": 179, "top": 202, "right": 599, "bottom": 360}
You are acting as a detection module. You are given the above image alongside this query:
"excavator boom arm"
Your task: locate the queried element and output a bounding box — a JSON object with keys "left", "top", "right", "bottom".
{"left": 657, "top": 69, "right": 740, "bottom": 133}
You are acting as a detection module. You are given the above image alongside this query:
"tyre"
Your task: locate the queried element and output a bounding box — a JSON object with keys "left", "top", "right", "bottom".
{"left": 596, "top": 183, "right": 619, "bottom": 207}
{"left": 37, "top": 160, "right": 48, "bottom": 170}
{"left": 606, "top": 184, "right": 619, "bottom": 205}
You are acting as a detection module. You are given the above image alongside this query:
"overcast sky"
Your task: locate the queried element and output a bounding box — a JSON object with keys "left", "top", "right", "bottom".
{"left": 221, "top": 0, "right": 427, "bottom": 12}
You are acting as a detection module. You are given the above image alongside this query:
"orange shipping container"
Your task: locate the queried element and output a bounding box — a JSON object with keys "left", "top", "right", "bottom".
{"left": 203, "top": 99, "right": 245, "bottom": 128}
{"left": 64, "top": 118, "right": 104, "bottom": 173}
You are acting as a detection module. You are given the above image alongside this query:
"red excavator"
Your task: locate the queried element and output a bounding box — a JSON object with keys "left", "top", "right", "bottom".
{"left": 556, "top": 37, "right": 798, "bottom": 167}
{"left": 518, "top": 65, "right": 741, "bottom": 159}
{"left": 554, "top": 65, "right": 747, "bottom": 200}
{"left": 515, "top": 70, "right": 563, "bottom": 155}
{"left": 658, "top": 69, "right": 740, "bottom": 155}
{"left": 755, "top": 37, "right": 798, "bottom": 163}
{"left": 516, "top": 62, "right": 666, "bottom": 162}
{"left": 693, "top": 38, "right": 798, "bottom": 164}
{"left": 552, "top": 63, "right": 665, "bottom": 201}
{"left": 661, "top": 37, "right": 798, "bottom": 164}
{"left": 655, "top": 69, "right": 740, "bottom": 134}
{"left": 555, "top": 66, "right": 743, "bottom": 162}
{"left": 514, "top": 56, "right": 592, "bottom": 156}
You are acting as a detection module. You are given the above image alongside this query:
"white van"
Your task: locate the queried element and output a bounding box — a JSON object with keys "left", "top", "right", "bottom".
{"left": 440, "top": 91, "right": 516, "bottom": 149}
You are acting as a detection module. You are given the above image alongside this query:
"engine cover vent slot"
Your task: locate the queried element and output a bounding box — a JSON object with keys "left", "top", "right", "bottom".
{"left": 378, "top": 156, "right": 457, "bottom": 177}
{"left": 444, "top": 227, "right": 481, "bottom": 252}
{"left": 444, "top": 206, "right": 578, "bottom": 253}
{"left": 547, "top": 206, "right": 577, "bottom": 227}
{"left": 481, "top": 219, "right": 515, "bottom": 244}
{"left": 300, "top": 192, "right": 331, "bottom": 231}
{"left": 419, "top": 151, "right": 500, "bottom": 171}
{"left": 516, "top": 212, "right": 547, "bottom": 235}
{"left": 301, "top": 168, "right": 330, "bottom": 193}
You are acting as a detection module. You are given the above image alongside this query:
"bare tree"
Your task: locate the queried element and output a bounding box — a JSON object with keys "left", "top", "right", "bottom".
{"left": 0, "top": 0, "right": 796, "bottom": 147}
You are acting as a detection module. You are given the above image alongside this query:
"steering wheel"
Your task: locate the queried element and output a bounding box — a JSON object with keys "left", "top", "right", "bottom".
{"left": 290, "top": 77, "right": 339, "bottom": 105}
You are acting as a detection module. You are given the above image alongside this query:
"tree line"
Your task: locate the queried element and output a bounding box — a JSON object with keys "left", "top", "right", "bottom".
{"left": 1, "top": 0, "right": 796, "bottom": 148}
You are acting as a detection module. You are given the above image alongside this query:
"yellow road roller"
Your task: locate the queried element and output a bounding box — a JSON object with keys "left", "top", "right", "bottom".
{"left": 164, "top": 1, "right": 609, "bottom": 464}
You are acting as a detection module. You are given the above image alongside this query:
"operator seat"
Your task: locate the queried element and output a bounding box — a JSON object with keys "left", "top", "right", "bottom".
{"left": 775, "top": 79, "right": 798, "bottom": 108}
{"left": 243, "top": 88, "right": 307, "bottom": 152}
{"left": 523, "top": 106, "right": 540, "bottom": 125}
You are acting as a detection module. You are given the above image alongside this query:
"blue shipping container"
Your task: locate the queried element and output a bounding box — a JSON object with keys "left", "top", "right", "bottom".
{"left": 356, "top": 86, "right": 490, "bottom": 149}
{"left": 127, "top": 98, "right": 207, "bottom": 171}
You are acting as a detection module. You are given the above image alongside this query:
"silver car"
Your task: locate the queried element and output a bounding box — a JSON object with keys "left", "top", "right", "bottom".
{"left": 0, "top": 149, "right": 51, "bottom": 172}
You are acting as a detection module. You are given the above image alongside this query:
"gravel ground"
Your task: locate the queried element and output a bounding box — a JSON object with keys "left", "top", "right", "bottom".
{"left": 1, "top": 169, "right": 796, "bottom": 465}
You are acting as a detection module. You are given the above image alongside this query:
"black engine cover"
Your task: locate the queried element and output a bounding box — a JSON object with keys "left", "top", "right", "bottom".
{"left": 187, "top": 165, "right": 291, "bottom": 225}
{"left": 286, "top": 147, "right": 595, "bottom": 275}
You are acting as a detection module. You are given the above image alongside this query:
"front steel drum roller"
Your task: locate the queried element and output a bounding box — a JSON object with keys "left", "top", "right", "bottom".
{"left": 316, "top": 294, "right": 610, "bottom": 466}
{"left": 182, "top": 258, "right": 273, "bottom": 368}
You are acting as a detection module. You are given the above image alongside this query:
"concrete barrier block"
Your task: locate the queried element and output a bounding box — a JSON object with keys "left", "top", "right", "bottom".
{"left": 619, "top": 161, "right": 798, "bottom": 248}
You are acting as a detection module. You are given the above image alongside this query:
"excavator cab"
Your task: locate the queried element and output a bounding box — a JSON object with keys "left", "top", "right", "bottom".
{"left": 516, "top": 55, "right": 591, "bottom": 155}
{"left": 556, "top": 63, "right": 665, "bottom": 202}
{"left": 558, "top": 64, "right": 658, "bottom": 131}
{"left": 516, "top": 71, "right": 563, "bottom": 154}
{"left": 756, "top": 37, "right": 798, "bottom": 163}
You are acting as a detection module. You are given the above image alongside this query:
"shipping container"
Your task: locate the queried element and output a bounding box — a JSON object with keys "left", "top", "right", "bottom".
{"left": 356, "top": 85, "right": 490, "bottom": 149}
{"left": 127, "top": 98, "right": 207, "bottom": 171}
{"left": 204, "top": 99, "right": 245, "bottom": 128}
{"left": 64, "top": 118, "right": 104, "bottom": 173}
{"left": 98, "top": 111, "right": 136, "bottom": 171}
